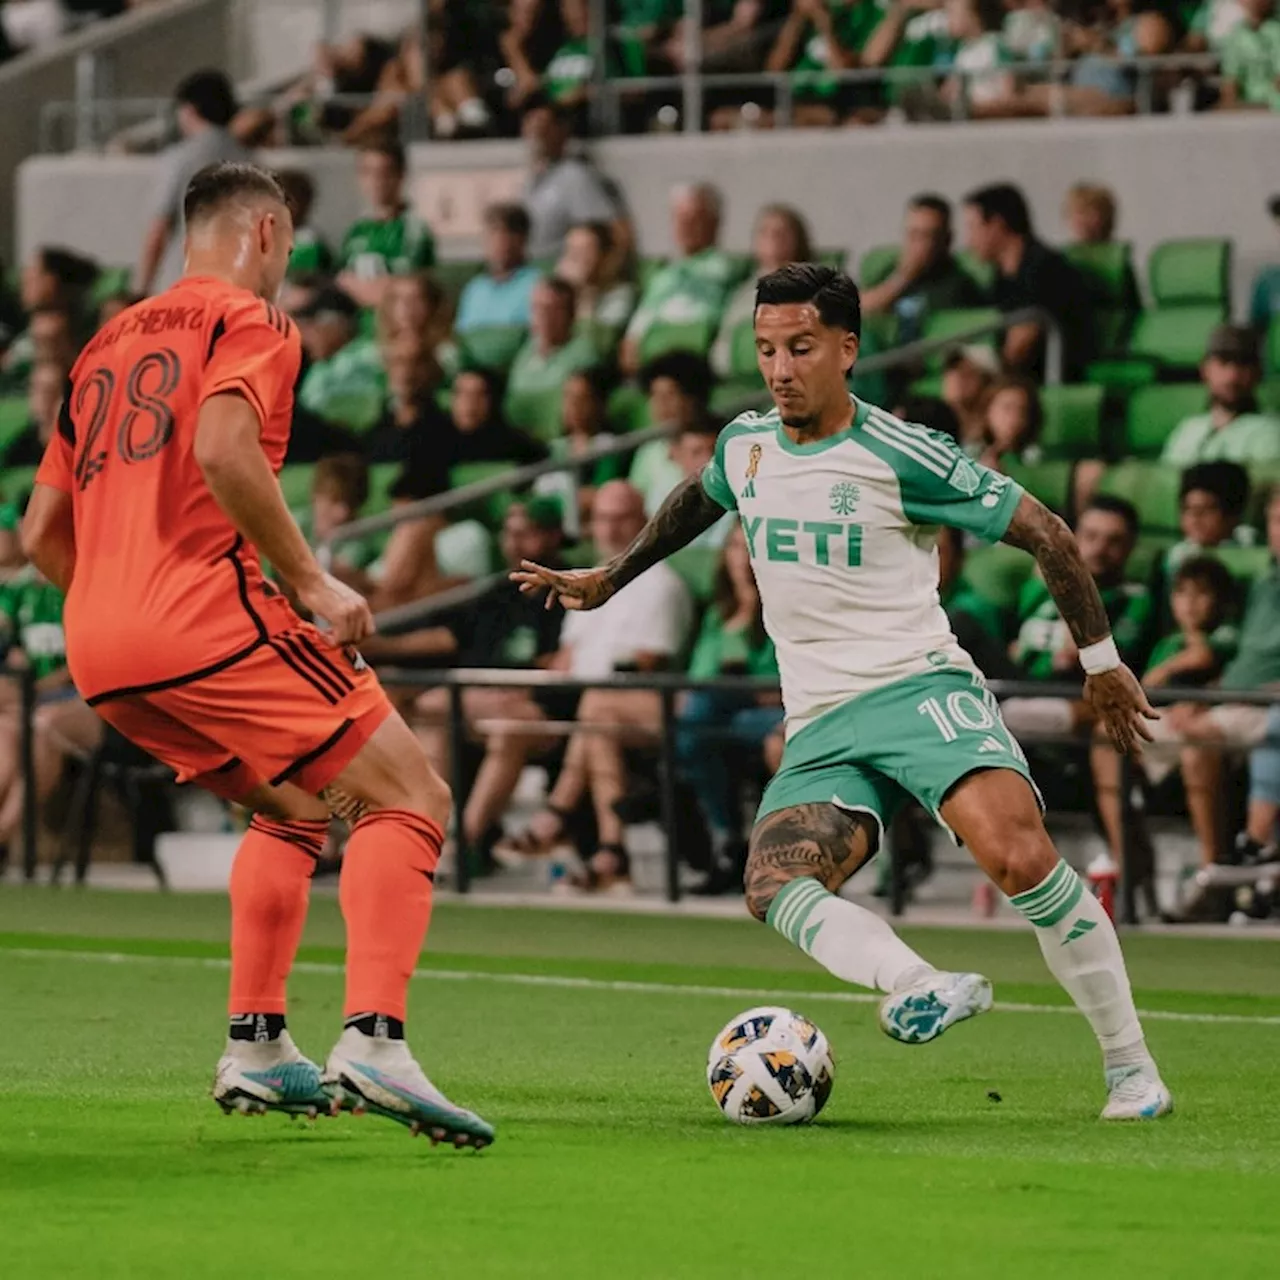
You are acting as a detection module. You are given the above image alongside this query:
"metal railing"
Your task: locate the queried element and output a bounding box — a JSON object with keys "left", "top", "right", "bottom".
{"left": 319, "top": 305, "right": 1059, "bottom": 581}
{"left": 0, "top": 668, "right": 45, "bottom": 883}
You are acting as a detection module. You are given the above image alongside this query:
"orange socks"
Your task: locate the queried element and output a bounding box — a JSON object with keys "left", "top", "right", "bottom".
{"left": 227, "top": 816, "right": 327, "bottom": 1017}
{"left": 339, "top": 808, "right": 444, "bottom": 1023}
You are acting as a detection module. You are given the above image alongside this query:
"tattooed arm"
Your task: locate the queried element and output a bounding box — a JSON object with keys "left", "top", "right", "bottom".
{"left": 1002, "top": 493, "right": 1157, "bottom": 755}
{"left": 510, "top": 473, "right": 725, "bottom": 611}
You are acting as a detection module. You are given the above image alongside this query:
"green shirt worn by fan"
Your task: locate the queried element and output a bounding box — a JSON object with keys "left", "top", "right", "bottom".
{"left": 1013, "top": 577, "right": 1152, "bottom": 681}
{"left": 0, "top": 570, "right": 67, "bottom": 683}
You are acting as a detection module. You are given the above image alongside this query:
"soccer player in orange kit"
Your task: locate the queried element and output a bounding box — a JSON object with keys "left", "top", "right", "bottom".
{"left": 21, "top": 162, "right": 493, "bottom": 1149}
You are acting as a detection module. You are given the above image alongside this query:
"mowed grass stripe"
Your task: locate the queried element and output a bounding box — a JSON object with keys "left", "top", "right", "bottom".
{"left": 6, "top": 941, "right": 1280, "bottom": 1029}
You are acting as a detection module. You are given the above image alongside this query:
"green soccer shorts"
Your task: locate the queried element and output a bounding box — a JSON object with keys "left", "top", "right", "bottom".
{"left": 757, "top": 667, "right": 1043, "bottom": 844}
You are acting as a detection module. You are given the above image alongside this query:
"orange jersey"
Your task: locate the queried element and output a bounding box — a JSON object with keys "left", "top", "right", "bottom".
{"left": 36, "top": 276, "right": 303, "bottom": 703}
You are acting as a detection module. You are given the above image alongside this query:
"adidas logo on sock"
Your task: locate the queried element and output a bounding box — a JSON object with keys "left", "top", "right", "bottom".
{"left": 1062, "top": 918, "right": 1097, "bottom": 944}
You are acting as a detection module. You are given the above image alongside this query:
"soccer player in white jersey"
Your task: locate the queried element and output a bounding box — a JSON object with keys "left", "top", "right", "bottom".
{"left": 515, "top": 264, "right": 1171, "bottom": 1120}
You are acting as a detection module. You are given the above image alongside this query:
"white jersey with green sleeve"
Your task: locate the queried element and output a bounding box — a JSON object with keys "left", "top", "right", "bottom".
{"left": 700, "top": 396, "right": 1025, "bottom": 739}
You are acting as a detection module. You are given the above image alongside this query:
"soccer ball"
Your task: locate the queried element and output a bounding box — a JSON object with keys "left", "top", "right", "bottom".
{"left": 706, "top": 1006, "right": 835, "bottom": 1126}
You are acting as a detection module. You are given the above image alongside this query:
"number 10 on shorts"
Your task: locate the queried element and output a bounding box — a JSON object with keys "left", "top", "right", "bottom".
{"left": 917, "top": 689, "right": 1028, "bottom": 765}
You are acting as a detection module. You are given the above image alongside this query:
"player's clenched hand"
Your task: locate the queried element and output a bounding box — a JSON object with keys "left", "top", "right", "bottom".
{"left": 297, "top": 572, "right": 375, "bottom": 644}
{"left": 510, "top": 560, "right": 615, "bottom": 612}
{"left": 1084, "top": 663, "right": 1159, "bottom": 758}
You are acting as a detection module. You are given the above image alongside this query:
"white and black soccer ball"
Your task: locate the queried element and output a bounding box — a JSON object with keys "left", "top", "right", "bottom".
{"left": 707, "top": 1006, "right": 835, "bottom": 1126}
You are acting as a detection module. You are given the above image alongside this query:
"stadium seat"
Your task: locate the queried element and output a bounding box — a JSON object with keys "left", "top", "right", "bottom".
{"left": 710, "top": 379, "right": 767, "bottom": 419}
{"left": 638, "top": 319, "right": 716, "bottom": 362}
{"left": 1126, "top": 535, "right": 1173, "bottom": 586}
{"left": 958, "top": 542, "right": 1036, "bottom": 617}
{"left": 89, "top": 265, "right": 132, "bottom": 308}
{"left": 1148, "top": 238, "right": 1231, "bottom": 308}
{"left": 1266, "top": 320, "right": 1280, "bottom": 377}
{"left": 858, "top": 244, "right": 899, "bottom": 288}
{"left": 0, "top": 395, "right": 29, "bottom": 459}
{"left": 1123, "top": 383, "right": 1208, "bottom": 458}
{"left": 367, "top": 463, "right": 400, "bottom": 515}
{"left": 728, "top": 320, "right": 758, "bottom": 377}
{"left": 1038, "top": 384, "right": 1104, "bottom": 460}
{"left": 1, "top": 465, "right": 38, "bottom": 503}
{"left": 1245, "top": 462, "right": 1280, "bottom": 524}
{"left": 606, "top": 384, "right": 650, "bottom": 433}
{"left": 433, "top": 260, "right": 483, "bottom": 302}
{"left": 448, "top": 461, "right": 522, "bottom": 527}
{"left": 1258, "top": 379, "right": 1280, "bottom": 415}
{"left": 505, "top": 388, "right": 563, "bottom": 442}
{"left": 669, "top": 545, "right": 720, "bottom": 603}
{"left": 955, "top": 250, "right": 995, "bottom": 292}
{"left": 920, "top": 308, "right": 1002, "bottom": 372}
{"left": 1095, "top": 461, "right": 1181, "bottom": 533}
{"left": 1064, "top": 242, "right": 1137, "bottom": 309}
{"left": 1000, "top": 458, "right": 1073, "bottom": 514}
{"left": 277, "top": 464, "right": 315, "bottom": 512}
{"left": 456, "top": 326, "right": 528, "bottom": 374}
{"left": 1211, "top": 544, "right": 1273, "bottom": 588}
{"left": 1125, "top": 305, "right": 1224, "bottom": 373}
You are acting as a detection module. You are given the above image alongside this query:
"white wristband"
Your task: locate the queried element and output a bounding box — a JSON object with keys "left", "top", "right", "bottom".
{"left": 1079, "top": 636, "right": 1120, "bottom": 676}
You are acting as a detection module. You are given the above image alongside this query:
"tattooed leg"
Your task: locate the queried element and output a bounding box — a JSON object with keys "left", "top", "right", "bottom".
{"left": 745, "top": 804, "right": 936, "bottom": 994}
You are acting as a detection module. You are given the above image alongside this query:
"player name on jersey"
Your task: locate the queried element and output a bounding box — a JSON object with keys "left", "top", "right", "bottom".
{"left": 82, "top": 304, "right": 206, "bottom": 356}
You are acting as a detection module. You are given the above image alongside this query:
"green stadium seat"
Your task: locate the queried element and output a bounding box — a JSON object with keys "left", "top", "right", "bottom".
{"left": 1, "top": 465, "right": 38, "bottom": 503}
{"left": 1001, "top": 458, "right": 1073, "bottom": 514}
{"left": 456, "top": 326, "right": 528, "bottom": 374}
{"left": 1064, "top": 242, "right": 1138, "bottom": 309}
{"left": 1038, "top": 384, "right": 1104, "bottom": 460}
{"left": 1266, "top": 319, "right": 1280, "bottom": 377}
{"left": 638, "top": 319, "right": 716, "bottom": 362}
{"left": 277, "top": 464, "right": 316, "bottom": 512}
{"left": 504, "top": 388, "right": 563, "bottom": 443}
{"left": 89, "top": 265, "right": 132, "bottom": 308}
{"left": 920, "top": 308, "right": 1002, "bottom": 372}
{"left": 0, "top": 395, "right": 29, "bottom": 459}
{"left": 858, "top": 244, "right": 899, "bottom": 288}
{"left": 1148, "top": 238, "right": 1231, "bottom": 308}
{"left": 906, "top": 374, "right": 944, "bottom": 399}
{"left": 448, "top": 461, "right": 522, "bottom": 527}
{"left": 669, "top": 545, "right": 720, "bottom": 603}
{"left": 1123, "top": 383, "right": 1208, "bottom": 458}
{"left": 367, "top": 463, "right": 400, "bottom": 515}
{"left": 1126, "top": 535, "right": 1173, "bottom": 586}
{"left": 728, "top": 320, "right": 758, "bottom": 377}
{"left": 1245, "top": 462, "right": 1280, "bottom": 524}
{"left": 433, "top": 260, "right": 483, "bottom": 302}
{"left": 710, "top": 379, "right": 767, "bottom": 420}
{"left": 815, "top": 248, "right": 847, "bottom": 271}
{"left": 1083, "top": 356, "right": 1159, "bottom": 395}
{"left": 1211, "top": 544, "right": 1272, "bottom": 588}
{"left": 606, "top": 384, "right": 649, "bottom": 433}
{"left": 1095, "top": 461, "right": 1181, "bottom": 533}
{"left": 958, "top": 542, "right": 1036, "bottom": 617}
{"left": 1258, "top": 379, "right": 1280, "bottom": 415}
{"left": 1126, "top": 305, "right": 1224, "bottom": 372}
{"left": 955, "top": 250, "right": 995, "bottom": 292}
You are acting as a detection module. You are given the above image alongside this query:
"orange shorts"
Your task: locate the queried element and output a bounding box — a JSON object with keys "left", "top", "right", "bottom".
{"left": 89, "top": 624, "right": 393, "bottom": 803}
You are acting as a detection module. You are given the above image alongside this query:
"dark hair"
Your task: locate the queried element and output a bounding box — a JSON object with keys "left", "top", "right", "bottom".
{"left": 276, "top": 168, "right": 316, "bottom": 222}
{"left": 1172, "top": 555, "right": 1234, "bottom": 627}
{"left": 639, "top": 350, "right": 714, "bottom": 404}
{"left": 36, "top": 246, "right": 99, "bottom": 290}
{"left": 539, "top": 274, "right": 577, "bottom": 307}
{"left": 754, "top": 263, "right": 862, "bottom": 340}
{"left": 984, "top": 373, "right": 1043, "bottom": 450}
{"left": 974, "top": 0, "right": 1006, "bottom": 32}
{"left": 1180, "top": 461, "right": 1250, "bottom": 520}
{"left": 564, "top": 364, "right": 612, "bottom": 404}
{"left": 485, "top": 202, "right": 531, "bottom": 238}
{"left": 895, "top": 395, "right": 961, "bottom": 442}
{"left": 964, "top": 182, "right": 1032, "bottom": 238}
{"left": 910, "top": 193, "right": 952, "bottom": 226}
{"left": 174, "top": 70, "right": 237, "bottom": 127}
{"left": 359, "top": 138, "right": 407, "bottom": 174}
{"left": 184, "top": 162, "right": 288, "bottom": 226}
{"left": 454, "top": 365, "right": 506, "bottom": 407}
{"left": 570, "top": 220, "right": 613, "bottom": 256}
{"left": 1081, "top": 494, "right": 1139, "bottom": 541}
{"left": 313, "top": 453, "right": 369, "bottom": 512}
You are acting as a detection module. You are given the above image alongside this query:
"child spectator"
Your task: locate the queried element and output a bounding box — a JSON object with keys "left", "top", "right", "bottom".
{"left": 976, "top": 372, "right": 1042, "bottom": 469}
{"left": 1143, "top": 556, "right": 1240, "bottom": 690}
{"left": 278, "top": 168, "right": 335, "bottom": 280}
{"left": 300, "top": 454, "right": 382, "bottom": 579}
{"left": 628, "top": 351, "right": 716, "bottom": 510}
{"left": 1162, "top": 462, "right": 1255, "bottom": 583}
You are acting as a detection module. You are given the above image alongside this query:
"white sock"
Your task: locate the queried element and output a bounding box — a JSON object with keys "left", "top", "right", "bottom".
{"left": 767, "top": 878, "right": 934, "bottom": 993}
{"left": 1009, "top": 859, "right": 1151, "bottom": 1071}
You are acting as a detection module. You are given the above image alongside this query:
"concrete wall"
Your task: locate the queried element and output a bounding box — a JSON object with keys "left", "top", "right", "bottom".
{"left": 0, "top": 0, "right": 231, "bottom": 259}
{"left": 18, "top": 114, "right": 1280, "bottom": 314}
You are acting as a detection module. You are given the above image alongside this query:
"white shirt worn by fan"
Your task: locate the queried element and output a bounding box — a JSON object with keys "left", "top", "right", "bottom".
{"left": 560, "top": 562, "right": 693, "bottom": 679}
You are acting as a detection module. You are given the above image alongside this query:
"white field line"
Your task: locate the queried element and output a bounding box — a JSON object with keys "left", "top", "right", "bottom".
{"left": 3, "top": 945, "right": 1280, "bottom": 1028}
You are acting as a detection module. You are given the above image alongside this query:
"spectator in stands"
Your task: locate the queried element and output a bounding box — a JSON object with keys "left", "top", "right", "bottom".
{"left": 1250, "top": 194, "right": 1280, "bottom": 332}
{"left": 397, "top": 498, "right": 567, "bottom": 867}
{"left": 295, "top": 286, "right": 385, "bottom": 434}
{"left": 523, "top": 96, "right": 625, "bottom": 263}
{"left": 628, "top": 351, "right": 716, "bottom": 510}
{"left": 975, "top": 372, "right": 1042, "bottom": 469}
{"left": 962, "top": 181, "right": 1093, "bottom": 378}
{"left": 937, "top": 524, "right": 1018, "bottom": 680}
{"left": 96, "top": 290, "right": 140, "bottom": 329}
{"left": 278, "top": 169, "right": 334, "bottom": 280}
{"left": 364, "top": 337, "right": 450, "bottom": 466}
{"left": 495, "top": 480, "right": 694, "bottom": 892}
{"left": 1218, "top": 0, "right": 1280, "bottom": 111}
{"left": 1108, "top": 490, "right": 1280, "bottom": 870}
{"left": 534, "top": 367, "right": 626, "bottom": 538}
{"left": 1002, "top": 0, "right": 1059, "bottom": 62}
{"left": 711, "top": 204, "right": 813, "bottom": 377}
{"left": 1002, "top": 496, "right": 1151, "bottom": 741}
{"left": 21, "top": 246, "right": 97, "bottom": 320}
{"left": 3, "top": 305, "right": 79, "bottom": 383}
{"left": 137, "top": 70, "right": 247, "bottom": 295}
{"left": 939, "top": 0, "right": 1017, "bottom": 116}
{"left": 336, "top": 141, "right": 436, "bottom": 311}
{"left": 676, "top": 524, "right": 783, "bottom": 891}
{"left": 1063, "top": 182, "right": 1118, "bottom": 247}
{"left": 297, "top": 453, "right": 382, "bottom": 581}
{"left": 376, "top": 271, "right": 457, "bottom": 375}
{"left": 619, "top": 182, "right": 739, "bottom": 375}
{"left": 555, "top": 221, "right": 636, "bottom": 344}
{"left": 664, "top": 0, "right": 781, "bottom": 74}
{"left": 541, "top": 0, "right": 618, "bottom": 112}
{"left": 445, "top": 368, "right": 548, "bottom": 466}
{"left": 1161, "top": 325, "right": 1280, "bottom": 465}
{"left": 504, "top": 276, "right": 600, "bottom": 439}
{"left": 455, "top": 204, "right": 542, "bottom": 334}
{"left": 861, "top": 195, "right": 986, "bottom": 343}
{"left": 1153, "top": 463, "right": 1256, "bottom": 600}
{"left": 940, "top": 344, "right": 998, "bottom": 450}
{"left": 4, "top": 357, "right": 63, "bottom": 467}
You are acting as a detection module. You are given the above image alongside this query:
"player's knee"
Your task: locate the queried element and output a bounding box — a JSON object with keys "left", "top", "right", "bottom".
{"left": 370, "top": 760, "right": 452, "bottom": 829}
{"left": 985, "top": 815, "right": 1057, "bottom": 897}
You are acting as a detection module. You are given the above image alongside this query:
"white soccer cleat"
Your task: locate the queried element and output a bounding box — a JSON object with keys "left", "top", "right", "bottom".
{"left": 323, "top": 1028, "right": 495, "bottom": 1149}
{"left": 878, "top": 970, "right": 994, "bottom": 1045}
{"left": 1101, "top": 1064, "right": 1174, "bottom": 1121}
{"left": 213, "top": 1031, "right": 331, "bottom": 1118}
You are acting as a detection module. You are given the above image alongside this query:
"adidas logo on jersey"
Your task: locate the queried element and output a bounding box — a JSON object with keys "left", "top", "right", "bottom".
{"left": 977, "top": 736, "right": 1005, "bottom": 754}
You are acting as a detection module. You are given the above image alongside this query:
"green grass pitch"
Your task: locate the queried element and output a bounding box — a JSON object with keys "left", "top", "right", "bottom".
{"left": 1, "top": 888, "right": 1278, "bottom": 1279}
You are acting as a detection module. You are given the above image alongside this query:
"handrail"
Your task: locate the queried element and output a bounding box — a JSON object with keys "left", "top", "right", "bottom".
{"left": 320, "top": 305, "right": 1057, "bottom": 564}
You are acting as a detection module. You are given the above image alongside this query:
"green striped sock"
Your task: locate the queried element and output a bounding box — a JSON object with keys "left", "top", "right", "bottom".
{"left": 767, "top": 877, "right": 830, "bottom": 953}
{"left": 1010, "top": 858, "right": 1084, "bottom": 928}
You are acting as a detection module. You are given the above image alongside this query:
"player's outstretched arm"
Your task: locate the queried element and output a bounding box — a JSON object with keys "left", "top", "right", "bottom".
{"left": 1001, "top": 492, "right": 1157, "bottom": 756}
{"left": 194, "top": 392, "right": 374, "bottom": 645}
{"left": 512, "top": 473, "right": 724, "bottom": 611}
{"left": 21, "top": 485, "right": 76, "bottom": 593}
